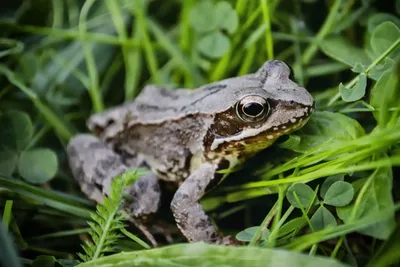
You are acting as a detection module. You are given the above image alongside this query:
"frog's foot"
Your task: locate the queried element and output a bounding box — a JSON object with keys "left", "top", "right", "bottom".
{"left": 127, "top": 217, "right": 180, "bottom": 247}
{"left": 147, "top": 220, "right": 180, "bottom": 244}
{"left": 127, "top": 217, "right": 159, "bottom": 247}
{"left": 217, "top": 235, "right": 243, "bottom": 246}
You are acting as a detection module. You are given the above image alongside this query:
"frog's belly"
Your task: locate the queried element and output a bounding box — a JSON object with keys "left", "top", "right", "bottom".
{"left": 138, "top": 153, "right": 191, "bottom": 183}
{"left": 115, "top": 141, "right": 192, "bottom": 183}
{"left": 143, "top": 150, "right": 244, "bottom": 184}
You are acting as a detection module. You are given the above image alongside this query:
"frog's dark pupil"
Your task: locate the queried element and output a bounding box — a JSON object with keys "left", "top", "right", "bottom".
{"left": 243, "top": 102, "right": 264, "bottom": 117}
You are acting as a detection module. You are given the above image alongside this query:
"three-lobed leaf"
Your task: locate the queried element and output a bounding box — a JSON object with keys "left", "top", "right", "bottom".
{"left": 337, "top": 166, "right": 395, "bottom": 239}
{"left": 320, "top": 175, "right": 344, "bottom": 199}
{"left": 286, "top": 183, "right": 318, "bottom": 209}
{"left": 189, "top": 0, "right": 218, "bottom": 33}
{"left": 215, "top": 2, "right": 238, "bottom": 34}
{"left": 0, "top": 150, "right": 18, "bottom": 176}
{"left": 190, "top": 1, "right": 237, "bottom": 58}
{"left": 323, "top": 181, "right": 354, "bottom": 207}
{"left": 235, "top": 226, "right": 270, "bottom": 242}
{"left": 310, "top": 206, "right": 337, "bottom": 231}
{"left": 18, "top": 149, "right": 58, "bottom": 184}
{"left": 197, "top": 32, "right": 230, "bottom": 58}
{"left": 0, "top": 110, "right": 60, "bottom": 183}
{"left": 0, "top": 110, "right": 33, "bottom": 152}
{"left": 190, "top": 1, "right": 238, "bottom": 34}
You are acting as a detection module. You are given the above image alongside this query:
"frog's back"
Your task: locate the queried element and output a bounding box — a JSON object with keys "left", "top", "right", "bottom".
{"left": 129, "top": 80, "right": 256, "bottom": 122}
{"left": 86, "top": 85, "right": 224, "bottom": 182}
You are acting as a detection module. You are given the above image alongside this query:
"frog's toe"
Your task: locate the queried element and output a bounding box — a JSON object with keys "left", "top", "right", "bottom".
{"left": 127, "top": 217, "right": 159, "bottom": 247}
{"left": 217, "top": 235, "right": 243, "bottom": 246}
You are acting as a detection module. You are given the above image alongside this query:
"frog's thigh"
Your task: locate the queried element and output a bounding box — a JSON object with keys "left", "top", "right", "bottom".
{"left": 67, "top": 134, "right": 161, "bottom": 218}
{"left": 170, "top": 162, "right": 223, "bottom": 244}
{"left": 67, "top": 134, "right": 128, "bottom": 203}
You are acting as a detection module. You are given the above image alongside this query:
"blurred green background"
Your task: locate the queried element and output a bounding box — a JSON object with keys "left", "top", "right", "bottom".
{"left": 1, "top": 0, "right": 400, "bottom": 266}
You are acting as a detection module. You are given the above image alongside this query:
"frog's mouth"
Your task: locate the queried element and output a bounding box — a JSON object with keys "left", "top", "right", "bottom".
{"left": 208, "top": 102, "right": 314, "bottom": 153}
{"left": 217, "top": 115, "right": 311, "bottom": 154}
{"left": 242, "top": 115, "right": 311, "bottom": 144}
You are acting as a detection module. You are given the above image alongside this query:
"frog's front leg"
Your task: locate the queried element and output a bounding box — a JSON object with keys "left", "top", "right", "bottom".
{"left": 67, "top": 134, "right": 161, "bottom": 245}
{"left": 170, "top": 162, "right": 239, "bottom": 245}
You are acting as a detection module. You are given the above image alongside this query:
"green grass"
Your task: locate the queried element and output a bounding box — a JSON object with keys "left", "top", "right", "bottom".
{"left": 1, "top": 0, "right": 400, "bottom": 267}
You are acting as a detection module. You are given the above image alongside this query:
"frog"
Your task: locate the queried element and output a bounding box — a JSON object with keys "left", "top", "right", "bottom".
{"left": 67, "top": 60, "right": 314, "bottom": 246}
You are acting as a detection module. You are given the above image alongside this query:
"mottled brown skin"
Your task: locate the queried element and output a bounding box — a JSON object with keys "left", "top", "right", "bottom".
{"left": 67, "top": 60, "right": 315, "bottom": 246}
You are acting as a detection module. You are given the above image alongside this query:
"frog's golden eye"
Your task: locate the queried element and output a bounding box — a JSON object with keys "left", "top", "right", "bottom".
{"left": 236, "top": 95, "right": 270, "bottom": 122}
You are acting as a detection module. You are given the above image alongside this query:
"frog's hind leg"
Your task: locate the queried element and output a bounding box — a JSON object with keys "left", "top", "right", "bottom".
{"left": 67, "top": 134, "right": 127, "bottom": 203}
{"left": 124, "top": 172, "right": 163, "bottom": 246}
{"left": 67, "top": 134, "right": 161, "bottom": 246}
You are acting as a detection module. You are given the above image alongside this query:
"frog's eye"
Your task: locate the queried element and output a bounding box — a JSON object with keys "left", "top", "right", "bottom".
{"left": 236, "top": 95, "right": 270, "bottom": 122}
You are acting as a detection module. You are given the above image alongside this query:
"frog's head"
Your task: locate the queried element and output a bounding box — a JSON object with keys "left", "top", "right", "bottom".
{"left": 204, "top": 60, "right": 314, "bottom": 156}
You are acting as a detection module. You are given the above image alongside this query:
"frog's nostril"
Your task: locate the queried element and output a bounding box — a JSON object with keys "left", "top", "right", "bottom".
{"left": 289, "top": 100, "right": 296, "bottom": 105}
{"left": 106, "top": 119, "right": 115, "bottom": 127}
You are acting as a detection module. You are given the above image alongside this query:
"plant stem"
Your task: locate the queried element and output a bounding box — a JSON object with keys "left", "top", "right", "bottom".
{"left": 248, "top": 202, "right": 278, "bottom": 246}
{"left": 266, "top": 205, "right": 295, "bottom": 247}
{"left": 261, "top": 0, "right": 274, "bottom": 59}
{"left": 134, "top": 1, "right": 161, "bottom": 84}
{"left": 262, "top": 156, "right": 400, "bottom": 187}
{"left": 331, "top": 236, "right": 344, "bottom": 258}
{"left": 2, "top": 200, "right": 13, "bottom": 230}
{"left": 302, "top": 0, "right": 343, "bottom": 65}
{"left": 120, "top": 228, "right": 151, "bottom": 249}
{"left": 79, "top": 0, "right": 104, "bottom": 112}
{"left": 0, "top": 21, "right": 140, "bottom": 47}
{"left": 106, "top": 0, "right": 141, "bottom": 101}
